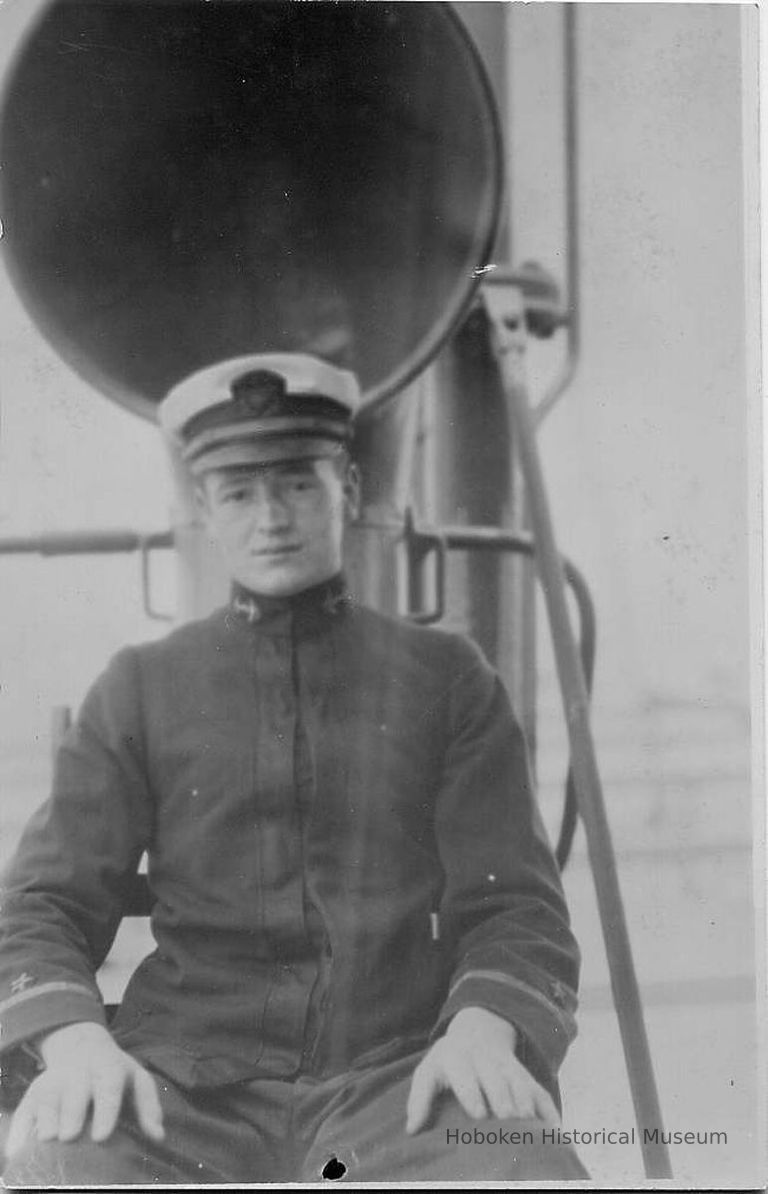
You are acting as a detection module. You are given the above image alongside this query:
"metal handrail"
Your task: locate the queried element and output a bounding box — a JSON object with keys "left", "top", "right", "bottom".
{"left": 401, "top": 520, "right": 596, "bottom": 871}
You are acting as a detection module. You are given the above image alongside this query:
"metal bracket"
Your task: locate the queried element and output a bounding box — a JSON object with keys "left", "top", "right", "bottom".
{"left": 139, "top": 536, "right": 174, "bottom": 622}
{"left": 401, "top": 508, "right": 446, "bottom": 625}
{"left": 482, "top": 262, "right": 565, "bottom": 339}
{"left": 0, "top": 529, "right": 175, "bottom": 622}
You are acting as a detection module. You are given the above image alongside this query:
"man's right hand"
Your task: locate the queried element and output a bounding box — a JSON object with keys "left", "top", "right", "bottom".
{"left": 5, "top": 1021, "right": 164, "bottom": 1157}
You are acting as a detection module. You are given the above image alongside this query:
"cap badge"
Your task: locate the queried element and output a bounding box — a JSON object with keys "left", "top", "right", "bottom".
{"left": 230, "top": 369, "right": 287, "bottom": 416}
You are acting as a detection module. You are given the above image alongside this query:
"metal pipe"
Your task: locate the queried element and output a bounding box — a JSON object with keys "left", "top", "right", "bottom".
{"left": 485, "top": 284, "right": 673, "bottom": 1180}
{"left": 439, "top": 525, "right": 596, "bottom": 869}
{"left": 50, "top": 705, "right": 71, "bottom": 770}
{"left": 0, "top": 530, "right": 174, "bottom": 556}
{"left": 404, "top": 520, "right": 595, "bottom": 870}
{"left": 533, "top": 3, "right": 581, "bottom": 427}
{"left": 553, "top": 559, "right": 596, "bottom": 870}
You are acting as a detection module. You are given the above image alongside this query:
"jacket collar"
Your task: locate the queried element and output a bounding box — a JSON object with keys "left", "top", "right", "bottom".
{"left": 229, "top": 573, "right": 351, "bottom": 634}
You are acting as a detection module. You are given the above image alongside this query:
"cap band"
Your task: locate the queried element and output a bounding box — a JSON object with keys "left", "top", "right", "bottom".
{"left": 182, "top": 415, "right": 351, "bottom": 463}
{"left": 187, "top": 436, "right": 346, "bottom": 476}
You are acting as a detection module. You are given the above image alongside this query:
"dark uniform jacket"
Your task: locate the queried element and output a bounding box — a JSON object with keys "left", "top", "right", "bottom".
{"left": 0, "top": 577, "right": 579, "bottom": 1101}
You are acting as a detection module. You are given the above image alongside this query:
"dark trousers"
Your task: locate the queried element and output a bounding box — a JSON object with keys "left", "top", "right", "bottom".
{"left": 3, "top": 1049, "right": 589, "bottom": 1185}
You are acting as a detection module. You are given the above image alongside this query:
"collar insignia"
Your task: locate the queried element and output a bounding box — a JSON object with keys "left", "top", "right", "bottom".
{"left": 233, "top": 594, "right": 261, "bottom": 624}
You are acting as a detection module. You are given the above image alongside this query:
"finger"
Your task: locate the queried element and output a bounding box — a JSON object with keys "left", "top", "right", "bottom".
{"left": 32, "top": 1083, "right": 63, "bottom": 1143}
{"left": 6, "top": 1086, "right": 42, "bottom": 1157}
{"left": 89, "top": 1071, "right": 125, "bottom": 1143}
{"left": 406, "top": 1060, "right": 442, "bottom": 1135}
{"left": 533, "top": 1084, "right": 561, "bottom": 1129}
{"left": 502, "top": 1059, "right": 560, "bottom": 1128}
{"left": 472, "top": 1061, "right": 516, "bottom": 1121}
{"left": 506, "top": 1069, "right": 538, "bottom": 1120}
{"left": 57, "top": 1074, "right": 92, "bottom": 1142}
{"left": 130, "top": 1065, "right": 165, "bottom": 1141}
{"left": 443, "top": 1058, "right": 488, "bottom": 1121}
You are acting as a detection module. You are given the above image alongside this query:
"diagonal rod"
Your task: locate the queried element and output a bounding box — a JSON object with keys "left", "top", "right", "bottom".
{"left": 485, "top": 296, "right": 673, "bottom": 1179}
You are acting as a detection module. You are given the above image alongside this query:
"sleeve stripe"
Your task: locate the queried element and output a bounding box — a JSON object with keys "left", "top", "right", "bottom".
{"left": 447, "top": 968, "right": 576, "bottom": 1019}
{"left": 0, "top": 980, "right": 98, "bottom": 1019}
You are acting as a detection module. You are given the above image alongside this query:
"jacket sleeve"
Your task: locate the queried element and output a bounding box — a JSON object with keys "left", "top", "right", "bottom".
{"left": 432, "top": 634, "right": 580, "bottom": 1098}
{"left": 0, "top": 647, "right": 154, "bottom": 1056}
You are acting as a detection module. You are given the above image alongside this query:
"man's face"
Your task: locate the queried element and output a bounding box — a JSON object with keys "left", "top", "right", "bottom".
{"left": 197, "top": 455, "right": 360, "bottom": 597}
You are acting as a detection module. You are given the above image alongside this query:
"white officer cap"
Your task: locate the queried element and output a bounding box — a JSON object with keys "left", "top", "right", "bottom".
{"left": 159, "top": 353, "right": 360, "bottom": 475}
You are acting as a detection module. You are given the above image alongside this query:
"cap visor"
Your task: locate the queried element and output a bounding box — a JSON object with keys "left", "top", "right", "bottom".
{"left": 188, "top": 436, "right": 344, "bottom": 474}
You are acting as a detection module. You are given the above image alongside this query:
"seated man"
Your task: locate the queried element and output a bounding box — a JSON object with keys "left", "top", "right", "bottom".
{"left": 0, "top": 354, "right": 587, "bottom": 1184}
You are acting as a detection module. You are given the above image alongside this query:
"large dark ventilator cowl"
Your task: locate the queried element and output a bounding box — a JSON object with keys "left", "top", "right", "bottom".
{"left": 0, "top": 0, "right": 503, "bottom": 418}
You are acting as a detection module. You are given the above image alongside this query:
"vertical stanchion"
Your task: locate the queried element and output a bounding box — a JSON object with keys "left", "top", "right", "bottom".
{"left": 483, "top": 284, "right": 673, "bottom": 1181}
{"left": 50, "top": 706, "right": 72, "bottom": 766}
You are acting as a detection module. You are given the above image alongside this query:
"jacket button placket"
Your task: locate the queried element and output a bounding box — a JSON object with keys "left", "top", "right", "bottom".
{"left": 255, "top": 619, "right": 319, "bottom": 1068}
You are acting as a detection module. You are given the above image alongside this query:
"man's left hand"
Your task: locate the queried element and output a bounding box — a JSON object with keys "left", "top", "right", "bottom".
{"left": 405, "top": 1006, "right": 560, "bottom": 1135}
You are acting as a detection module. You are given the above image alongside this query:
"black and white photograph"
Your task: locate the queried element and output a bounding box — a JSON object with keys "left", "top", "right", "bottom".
{"left": 0, "top": 1, "right": 763, "bottom": 1188}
